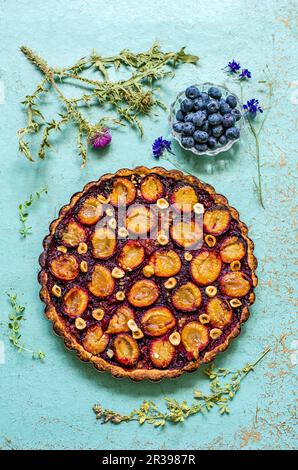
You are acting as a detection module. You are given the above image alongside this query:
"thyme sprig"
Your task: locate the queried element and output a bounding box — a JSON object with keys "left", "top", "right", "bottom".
{"left": 18, "top": 186, "right": 47, "bottom": 237}
{"left": 93, "top": 347, "right": 270, "bottom": 427}
{"left": 0, "top": 293, "right": 45, "bottom": 360}
{"left": 18, "top": 43, "right": 198, "bottom": 165}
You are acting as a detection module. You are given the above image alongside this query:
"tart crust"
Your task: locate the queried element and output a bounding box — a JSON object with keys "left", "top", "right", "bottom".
{"left": 38, "top": 166, "right": 257, "bottom": 382}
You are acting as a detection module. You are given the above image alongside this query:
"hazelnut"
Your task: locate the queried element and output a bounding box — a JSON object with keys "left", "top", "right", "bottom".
{"left": 108, "top": 218, "right": 117, "bottom": 229}
{"left": 118, "top": 227, "right": 128, "bottom": 238}
{"left": 205, "top": 235, "right": 216, "bottom": 247}
{"left": 116, "top": 291, "right": 125, "bottom": 301}
{"left": 57, "top": 245, "right": 67, "bottom": 253}
{"left": 193, "top": 203, "right": 205, "bottom": 215}
{"left": 75, "top": 318, "right": 86, "bottom": 330}
{"left": 156, "top": 198, "right": 169, "bottom": 210}
{"left": 132, "top": 329, "right": 144, "bottom": 340}
{"left": 52, "top": 284, "right": 62, "bottom": 297}
{"left": 112, "top": 267, "right": 125, "bottom": 279}
{"left": 169, "top": 332, "right": 181, "bottom": 346}
{"left": 230, "top": 260, "right": 241, "bottom": 271}
{"left": 199, "top": 314, "right": 210, "bottom": 324}
{"left": 184, "top": 252, "right": 193, "bottom": 261}
{"left": 210, "top": 328, "right": 222, "bottom": 339}
{"left": 92, "top": 308, "right": 105, "bottom": 321}
{"left": 77, "top": 242, "right": 88, "bottom": 254}
{"left": 127, "top": 319, "right": 138, "bottom": 332}
{"left": 143, "top": 265, "right": 155, "bottom": 277}
{"left": 230, "top": 298, "right": 242, "bottom": 308}
{"left": 205, "top": 286, "right": 217, "bottom": 298}
{"left": 164, "top": 277, "right": 177, "bottom": 289}
{"left": 157, "top": 233, "right": 169, "bottom": 245}
{"left": 80, "top": 261, "right": 88, "bottom": 273}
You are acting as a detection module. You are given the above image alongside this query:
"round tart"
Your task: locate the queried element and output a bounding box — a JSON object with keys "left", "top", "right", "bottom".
{"left": 39, "top": 166, "right": 257, "bottom": 381}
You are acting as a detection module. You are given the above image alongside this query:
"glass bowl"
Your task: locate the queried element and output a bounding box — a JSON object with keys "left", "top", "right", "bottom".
{"left": 169, "top": 82, "right": 244, "bottom": 157}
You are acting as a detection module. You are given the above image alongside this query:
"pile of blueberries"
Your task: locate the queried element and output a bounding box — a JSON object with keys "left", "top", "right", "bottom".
{"left": 172, "top": 85, "right": 242, "bottom": 152}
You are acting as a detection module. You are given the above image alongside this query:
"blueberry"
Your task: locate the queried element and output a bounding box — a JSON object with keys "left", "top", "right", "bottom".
{"left": 226, "top": 127, "right": 240, "bottom": 140}
{"left": 201, "top": 120, "right": 210, "bottom": 133}
{"left": 185, "top": 86, "right": 200, "bottom": 100}
{"left": 195, "top": 143, "right": 208, "bottom": 152}
{"left": 173, "top": 122, "right": 185, "bottom": 133}
{"left": 208, "top": 113, "right": 223, "bottom": 126}
{"left": 208, "top": 86, "right": 222, "bottom": 100}
{"left": 231, "top": 108, "right": 241, "bottom": 121}
{"left": 207, "top": 136, "right": 218, "bottom": 149}
{"left": 201, "top": 92, "right": 210, "bottom": 103}
{"left": 184, "top": 112, "right": 195, "bottom": 122}
{"left": 193, "top": 111, "right": 206, "bottom": 127}
{"left": 176, "top": 109, "right": 185, "bottom": 121}
{"left": 193, "top": 98, "right": 205, "bottom": 111}
{"left": 219, "top": 135, "right": 227, "bottom": 146}
{"left": 220, "top": 101, "right": 231, "bottom": 115}
{"left": 181, "top": 98, "right": 194, "bottom": 113}
{"left": 212, "top": 125, "right": 223, "bottom": 138}
{"left": 206, "top": 100, "right": 220, "bottom": 114}
{"left": 193, "top": 130, "right": 209, "bottom": 143}
{"left": 183, "top": 122, "right": 195, "bottom": 135}
{"left": 222, "top": 113, "right": 235, "bottom": 128}
{"left": 226, "top": 94, "right": 237, "bottom": 109}
{"left": 181, "top": 136, "right": 195, "bottom": 148}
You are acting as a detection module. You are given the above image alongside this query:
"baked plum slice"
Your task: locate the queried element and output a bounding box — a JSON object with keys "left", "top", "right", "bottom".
{"left": 206, "top": 297, "right": 233, "bottom": 328}
{"left": 203, "top": 206, "right": 231, "bottom": 236}
{"left": 113, "top": 333, "right": 139, "bottom": 366}
{"left": 82, "top": 325, "right": 109, "bottom": 355}
{"left": 140, "top": 175, "right": 164, "bottom": 202}
{"left": 62, "top": 286, "right": 89, "bottom": 317}
{"left": 171, "top": 186, "right": 198, "bottom": 212}
{"left": 149, "top": 338, "right": 175, "bottom": 368}
{"left": 219, "top": 272, "right": 251, "bottom": 298}
{"left": 60, "top": 220, "right": 86, "bottom": 247}
{"left": 181, "top": 322, "right": 209, "bottom": 359}
{"left": 91, "top": 227, "right": 116, "bottom": 259}
{"left": 125, "top": 205, "right": 155, "bottom": 235}
{"left": 220, "top": 236, "right": 246, "bottom": 263}
{"left": 172, "top": 282, "right": 202, "bottom": 312}
{"left": 88, "top": 265, "right": 115, "bottom": 298}
{"left": 127, "top": 279, "right": 159, "bottom": 307}
{"left": 77, "top": 196, "right": 103, "bottom": 225}
{"left": 141, "top": 306, "right": 176, "bottom": 337}
{"left": 171, "top": 221, "right": 203, "bottom": 249}
{"left": 106, "top": 305, "right": 135, "bottom": 334}
{"left": 110, "top": 177, "right": 136, "bottom": 206}
{"left": 149, "top": 249, "right": 181, "bottom": 277}
{"left": 191, "top": 251, "right": 222, "bottom": 286}
{"left": 49, "top": 253, "right": 79, "bottom": 281}
{"left": 118, "top": 240, "right": 145, "bottom": 271}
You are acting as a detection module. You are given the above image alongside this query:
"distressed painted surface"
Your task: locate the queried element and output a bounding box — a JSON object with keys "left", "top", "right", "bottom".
{"left": 0, "top": 0, "right": 297, "bottom": 450}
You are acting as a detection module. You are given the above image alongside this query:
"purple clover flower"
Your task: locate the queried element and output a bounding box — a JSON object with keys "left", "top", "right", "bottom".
{"left": 243, "top": 99, "right": 263, "bottom": 117}
{"left": 240, "top": 68, "right": 252, "bottom": 79}
{"left": 227, "top": 60, "right": 241, "bottom": 74}
{"left": 90, "top": 128, "right": 112, "bottom": 149}
{"left": 152, "top": 136, "right": 173, "bottom": 159}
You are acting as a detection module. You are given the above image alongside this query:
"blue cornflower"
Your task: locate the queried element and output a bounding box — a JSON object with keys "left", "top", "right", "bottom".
{"left": 240, "top": 68, "right": 252, "bottom": 79}
{"left": 227, "top": 60, "right": 241, "bottom": 74}
{"left": 152, "top": 137, "right": 174, "bottom": 159}
{"left": 243, "top": 99, "right": 263, "bottom": 117}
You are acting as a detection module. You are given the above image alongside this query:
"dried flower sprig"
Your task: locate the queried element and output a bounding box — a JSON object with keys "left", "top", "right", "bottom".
{"left": 18, "top": 43, "right": 199, "bottom": 166}
{"left": 93, "top": 347, "right": 270, "bottom": 427}
{"left": 19, "top": 186, "right": 48, "bottom": 237}
{"left": 0, "top": 293, "right": 46, "bottom": 360}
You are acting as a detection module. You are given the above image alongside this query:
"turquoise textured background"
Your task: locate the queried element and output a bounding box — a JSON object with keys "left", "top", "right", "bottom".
{"left": 0, "top": 0, "right": 297, "bottom": 450}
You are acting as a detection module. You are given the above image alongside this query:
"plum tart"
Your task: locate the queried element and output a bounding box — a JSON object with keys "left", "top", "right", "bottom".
{"left": 39, "top": 166, "right": 257, "bottom": 381}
